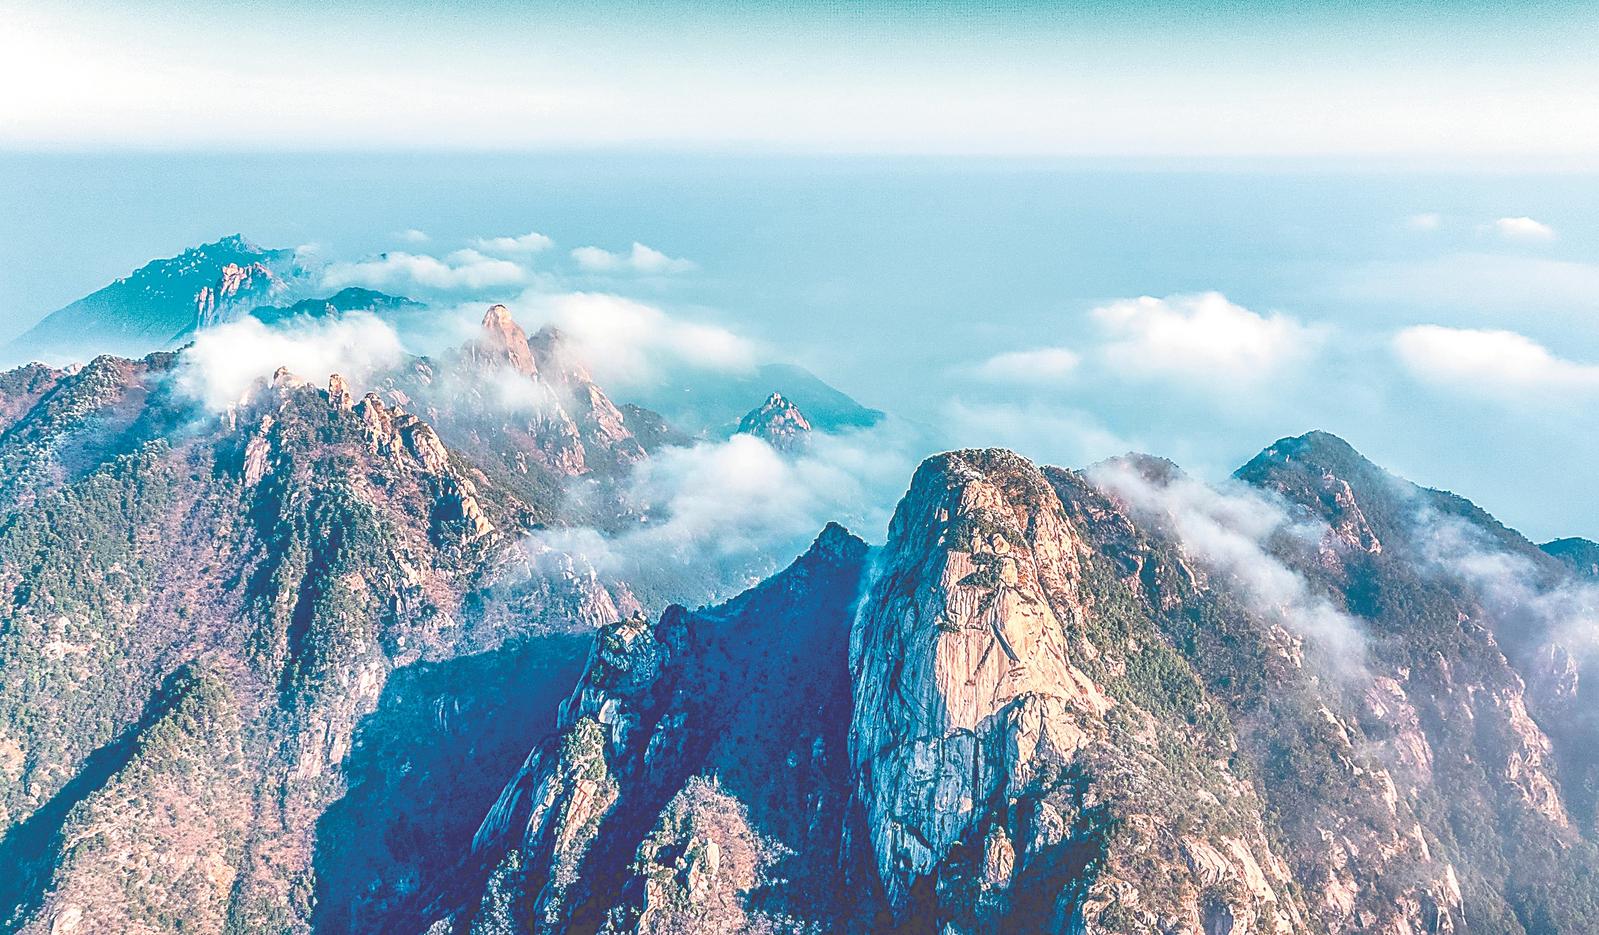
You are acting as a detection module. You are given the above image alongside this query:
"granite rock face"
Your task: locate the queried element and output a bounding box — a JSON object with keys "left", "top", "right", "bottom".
{"left": 446, "top": 524, "right": 872, "bottom": 934}
{"left": 441, "top": 439, "right": 1599, "bottom": 935}
{"left": 847, "top": 450, "right": 1306, "bottom": 934}
{"left": 848, "top": 449, "right": 1111, "bottom": 918}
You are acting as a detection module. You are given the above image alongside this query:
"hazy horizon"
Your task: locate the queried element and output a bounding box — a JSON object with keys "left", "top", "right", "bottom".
{"left": 4, "top": 151, "right": 1598, "bottom": 545}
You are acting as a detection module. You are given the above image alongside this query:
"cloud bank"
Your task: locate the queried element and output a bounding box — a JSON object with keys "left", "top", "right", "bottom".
{"left": 523, "top": 424, "right": 915, "bottom": 604}
{"left": 175, "top": 312, "right": 406, "bottom": 412}
{"left": 1091, "top": 292, "right": 1324, "bottom": 385}
{"left": 972, "top": 347, "right": 1080, "bottom": 385}
{"left": 322, "top": 249, "right": 530, "bottom": 292}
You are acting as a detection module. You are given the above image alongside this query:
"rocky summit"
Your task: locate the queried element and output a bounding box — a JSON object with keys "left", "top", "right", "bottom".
{"left": 735, "top": 392, "right": 813, "bottom": 452}
{"left": 1, "top": 299, "right": 1598, "bottom": 933}
{"left": 424, "top": 441, "right": 1599, "bottom": 934}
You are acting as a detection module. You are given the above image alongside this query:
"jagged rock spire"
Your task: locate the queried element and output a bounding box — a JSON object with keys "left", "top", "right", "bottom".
{"left": 473, "top": 304, "right": 538, "bottom": 376}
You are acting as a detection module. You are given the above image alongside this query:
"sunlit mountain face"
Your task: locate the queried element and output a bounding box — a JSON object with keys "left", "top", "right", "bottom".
{"left": 4, "top": 301, "right": 1599, "bottom": 931}
{"left": 7, "top": 1, "right": 1599, "bottom": 933}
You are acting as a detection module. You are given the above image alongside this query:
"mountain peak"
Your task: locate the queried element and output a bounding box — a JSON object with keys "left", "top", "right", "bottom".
{"left": 1094, "top": 451, "right": 1185, "bottom": 485}
{"left": 209, "top": 233, "right": 260, "bottom": 252}
{"left": 736, "top": 391, "right": 812, "bottom": 451}
{"left": 7, "top": 235, "right": 299, "bottom": 364}
{"left": 472, "top": 304, "right": 537, "bottom": 376}
{"left": 1234, "top": 429, "right": 1390, "bottom": 499}
{"left": 1246, "top": 430, "right": 1365, "bottom": 470}
{"left": 804, "top": 521, "right": 864, "bottom": 563}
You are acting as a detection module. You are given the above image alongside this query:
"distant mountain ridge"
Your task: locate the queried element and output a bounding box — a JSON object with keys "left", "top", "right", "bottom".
{"left": 7, "top": 240, "right": 885, "bottom": 446}
{"left": 632, "top": 361, "right": 884, "bottom": 437}
{"left": 250, "top": 287, "right": 422, "bottom": 326}
{"left": 8, "top": 235, "right": 305, "bottom": 363}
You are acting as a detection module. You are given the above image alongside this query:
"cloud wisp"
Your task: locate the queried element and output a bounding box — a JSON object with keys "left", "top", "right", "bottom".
{"left": 1489, "top": 216, "right": 1557, "bottom": 242}
{"left": 571, "top": 242, "right": 696, "bottom": 274}
{"left": 1413, "top": 507, "right": 1599, "bottom": 661}
{"left": 473, "top": 231, "right": 555, "bottom": 254}
{"left": 1090, "top": 459, "right": 1369, "bottom": 678}
{"left": 506, "top": 291, "right": 756, "bottom": 390}
{"left": 322, "top": 249, "right": 531, "bottom": 292}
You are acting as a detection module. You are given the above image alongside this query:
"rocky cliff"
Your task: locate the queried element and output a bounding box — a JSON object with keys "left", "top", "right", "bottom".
{"left": 440, "top": 523, "right": 871, "bottom": 934}
{"left": 0, "top": 321, "right": 662, "bottom": 933}
{"left": 369, "top": 308, "right": 650, "bottom": 526}
{"left": 437, "top": 439, "right": 1599, "bottom": 934}
{"left": 5, "top": 288, "right": 1599, "bottom": 935}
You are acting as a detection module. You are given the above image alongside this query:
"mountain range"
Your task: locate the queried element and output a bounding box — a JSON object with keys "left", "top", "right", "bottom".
{"left": 3, "top": 237, "right": 882, "bottom": 438}
{"left": 0, "top": 241, "right": 1597, "bottom": 934}
{"left": 8, "top": 236, "right": 303, "bottom": 362}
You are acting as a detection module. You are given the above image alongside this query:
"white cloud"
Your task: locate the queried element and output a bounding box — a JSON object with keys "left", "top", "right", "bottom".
{"left": 1491, "top": 216, "right": 1557, "bottom": 241}
{"left": 1393, "top": 325, "right": 1599, "bottom": 397}
{"left": 174, "top": 312, "right": 406, "bottom": 411}
{"left": 971, "top": 346, "right": 1080, "bottom": 384}
{"left": 473, "top": 231, "right": 554, "bottom": 254}
{"left": 571, "top": 242, "right": 696, "bottom": 274}
{"left": 1091, "top": 291, "right": 1323, "bottom": 383}
{"left": 321, "top": 249, "right": 530, "bottom": 292}
{"left": 396, "top": 228, "right": 431, "bottom": 244}
{"left": 1405, "top": 212, "right": 1442, "bottom": 231}
{"left": 521, "top": 424, "right": 913, "bottom": 603}
{"left": 1089, "top": 460, "right": 1368, "bottom": 676}
{"left": 513, "top": 292, "right": 754, "bottom": 388}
